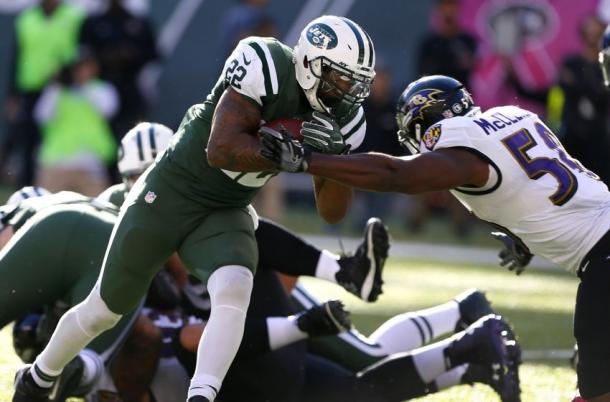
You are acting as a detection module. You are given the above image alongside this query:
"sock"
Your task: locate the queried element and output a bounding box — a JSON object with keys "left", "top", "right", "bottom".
{"left": 79, "top": 350, "right": 103, "bottom": 388}
{"left": 266, "top": 316, "right": 307, "bottom": 350}
{"left": 188, "top": 266, "right": 253, "bottom": 401}
{"left": 32, "top": 288, "right": 121, "bottom": 388}
{"left": 411, "top": 337, "right": 453, "bottom": 383}
{"left": 315, "top": 250, "right": 341, "bottom": 283}
{"left": 433, "top": 364, "right": 468, "bottom": 390}
{"left": 370, "top": 301, "right": 460, "bottom": 353}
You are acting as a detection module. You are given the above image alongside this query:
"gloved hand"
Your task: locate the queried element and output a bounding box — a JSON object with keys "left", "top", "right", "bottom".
{"left": 491, "top": 231, "right": 533, "bottom": 275}
{"left": 301, "top": 112, "right": 350, "bottom": 154}
{"left": 259, "top": 125, "right": 310, "bottom": 172}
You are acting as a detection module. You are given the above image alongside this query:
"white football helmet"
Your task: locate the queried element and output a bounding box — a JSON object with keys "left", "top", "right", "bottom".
{"left": 117, "top": 122, "right": 173, "bottom": 187}
{"left": 6, "top": 186, "right": 51, "bottom": 206}
{"left": 294, "top": 15, "right": 375, "bottom": 116}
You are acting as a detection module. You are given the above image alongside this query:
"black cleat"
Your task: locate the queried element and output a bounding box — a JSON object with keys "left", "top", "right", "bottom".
{"left": 449, "top": 315, "right": 521, "bottom": 402}
{"left": 13, "top": 365, "right": 51, "bottom": 402}
{"left": 188, "top": 397, "right": 211, "bottom": 402}
{"left": 49, "top": 356, "right": 84, "bottom": 401}
{"left": 296, "top": 300, "right": 352, "bottom": 336}
{"left": 454, "top": 289, "right": 495, "bottom": 332}
{"left": 337, "top": 217, "right": 390, "bottom": 302}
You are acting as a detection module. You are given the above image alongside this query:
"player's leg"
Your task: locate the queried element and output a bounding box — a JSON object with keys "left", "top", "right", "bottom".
{"left": 178, "top": 208, "right": 257, "bottom": 402}
{"left": 256, "top": 217, "right": 389, "bottom": 302}
{"left": 300, "top": 353, "right": 382, "bottom": 402}
{"left": 356, "top": 315, "right": 520, "bottom": 402}
{"left": 292, "top": 284, "right": 494, "bottom": 372}
{"left": 109, "top": 314, "right": 162, "bottom": 402}
{"left": 0, "top": 209, "right": 76, "bottom": 328}
{"left": 16, "top": 202, "right": 178, "bottom": 401}
{"left": 574, "top": 252, "right": 610, "bottom": 401}
{"left": 368, "top": 288, "right": 495, "bottom": 353}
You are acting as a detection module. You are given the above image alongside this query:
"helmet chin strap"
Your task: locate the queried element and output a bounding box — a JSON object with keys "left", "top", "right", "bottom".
{"left": 304, "top": 79, "right": 331, "bottom": 114}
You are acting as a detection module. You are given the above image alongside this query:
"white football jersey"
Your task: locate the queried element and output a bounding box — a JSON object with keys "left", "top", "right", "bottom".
{"left": 419, "top": 105, "right": 610, "bottom": 272}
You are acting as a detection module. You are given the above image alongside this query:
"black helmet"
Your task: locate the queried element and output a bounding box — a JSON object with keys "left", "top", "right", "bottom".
{"left": 396, "top": 75, "right": 474, "bottom": 154}
{"left": 600, "top": 25, "right": 610, "bottom": 88}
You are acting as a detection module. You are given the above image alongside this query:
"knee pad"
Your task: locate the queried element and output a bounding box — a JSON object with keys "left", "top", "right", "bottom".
{"left": 207, "top": 265, "right": 253, "bottom": 311}
{"left": 75, "top": 287, "right": 122, "bottom": 336}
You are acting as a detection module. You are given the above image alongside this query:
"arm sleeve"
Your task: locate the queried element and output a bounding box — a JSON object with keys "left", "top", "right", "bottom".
{"left": 83, "top": 81, "right": 120, "bottom": 118}
{"left": 339, "top": 105, "right": 366, "bottom": 151}
{"left": 33, "top": 84, "right": 61, "bottom": 125}
{"left": 221, "top": 41, "right": 270, "bottom": 106}
{"left": 418, "top": 121, "right": 474, "bottom": 154}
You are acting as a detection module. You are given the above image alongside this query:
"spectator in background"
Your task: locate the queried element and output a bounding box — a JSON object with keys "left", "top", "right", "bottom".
{"left": 355, "top": 65, "right": 404, "bottom": 229}
{"left": 416, "top": 0, "right": 477, "bottom": 86}
{"left": 410, "top": 0, "right": 477, "bottom": 237}
{"left": 80, "top": 0, "right": 159, "bottom": 142}
{"left": 555, "top": 15, "right": 610, "bottom": 183}
{"left": 34, "top": 48, "right": 118, "bottom": 196}
{"left": 220, "top": 0, "right": 277, "bottom": 57}
{"left": 2, "top": 0, "right": 85, "bottom": 186}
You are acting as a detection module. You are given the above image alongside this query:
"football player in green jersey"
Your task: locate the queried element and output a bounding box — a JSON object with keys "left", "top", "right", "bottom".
{"left": 14, "top": 15, "right": 376, "bottom": 402}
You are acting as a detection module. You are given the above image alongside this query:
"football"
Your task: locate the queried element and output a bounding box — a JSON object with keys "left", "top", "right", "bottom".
{"left": 262, "top": 118, "right": 304, "bottom": 142}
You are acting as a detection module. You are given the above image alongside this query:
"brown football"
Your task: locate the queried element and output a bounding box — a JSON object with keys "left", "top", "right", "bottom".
{"left": 262, "top": 118, "right": 304, "bottom": 142}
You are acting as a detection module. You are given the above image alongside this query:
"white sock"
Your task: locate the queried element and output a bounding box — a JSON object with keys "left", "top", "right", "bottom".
{"left": 188, "top": 266, "right": 253, "bottom": 401}
{"left": 370, "top": 301, "right": 460, "bottom": 353}
{"left": 433, "top": 364, "right": 468, "bottom": 390}
{"left": 79, "top": 350, "right": 104, "bottom": 389}
{"left": 33, "top": 287, "right": 121, "bottom": 388}
{"left": 315, "top": 250, "right": 341, "bottom": 283}
{"left": 266, "top": 316, "right": 308, "bottom": 350}
{"left": 410, "top": 337, "right": 453, "bottom": 383}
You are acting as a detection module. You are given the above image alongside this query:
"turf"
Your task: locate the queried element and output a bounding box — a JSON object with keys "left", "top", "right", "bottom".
{"left": 0, "top": 258, "right": 580, "bottom": 401}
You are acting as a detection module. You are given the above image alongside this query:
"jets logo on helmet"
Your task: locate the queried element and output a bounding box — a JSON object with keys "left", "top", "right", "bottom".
{"left": 118, "top": 122, "right": 174, "bottom": 188}
{"left": 307, "top": 23, "right": 338, "bottom": 49}
{"left": 294, "top": 15, "right": 375, "bottom": 117}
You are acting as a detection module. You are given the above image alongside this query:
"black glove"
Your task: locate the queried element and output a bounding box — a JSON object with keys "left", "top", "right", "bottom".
{"left": 491, "top": 231, "right": 533, "bottom": 275}
{"left": 301, "top": 111, "right": 351, "bottom": 154}
{"left": 296, "top": 300, "right": 352, "bottom": 337}
{"left": 259, "top": 125, "right": 310, "bottom": 172}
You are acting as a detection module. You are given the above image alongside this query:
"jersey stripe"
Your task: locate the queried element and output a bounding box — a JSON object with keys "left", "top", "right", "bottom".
{"left": 250, "top": 39, "right": 279, "bottom": 95}
{"left": 341, "top": 18, "right": 365, "bottom": 66}
{"left": 340, "top": 106, "right": 365, "bottom": 136}
{"left": 248, "top": 42, "right": 272, "bottom": 97}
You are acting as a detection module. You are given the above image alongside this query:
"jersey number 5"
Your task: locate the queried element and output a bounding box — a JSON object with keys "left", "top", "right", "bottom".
{"left": 502, "top": 123, "right": 582, "bottom": 206}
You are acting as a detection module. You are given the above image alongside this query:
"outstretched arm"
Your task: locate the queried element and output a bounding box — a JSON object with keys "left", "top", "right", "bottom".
{"left": 207, "top": 87, "right": 275, "bottom": 172}
{"left": 306, "top": 149, "right": 489, "bottom": 195}
{"left": 312, "top": 176, "right": 352, "bottom": 224}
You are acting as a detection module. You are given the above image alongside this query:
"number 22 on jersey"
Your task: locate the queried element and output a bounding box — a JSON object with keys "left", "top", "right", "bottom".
{"left": 502, "top": 122, "right": 598, "bottom": 206}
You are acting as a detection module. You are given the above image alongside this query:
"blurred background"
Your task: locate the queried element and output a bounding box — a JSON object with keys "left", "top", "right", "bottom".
{"left": 0, "top": 0, "right": 609, "bottom": 246}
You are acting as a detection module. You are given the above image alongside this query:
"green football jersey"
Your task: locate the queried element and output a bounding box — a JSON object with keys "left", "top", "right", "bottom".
{"left": 157, "top": 36, "right": 367, "bottom": 208}
{"left": 97, "top": 183, "right": 127, "bottom": 208}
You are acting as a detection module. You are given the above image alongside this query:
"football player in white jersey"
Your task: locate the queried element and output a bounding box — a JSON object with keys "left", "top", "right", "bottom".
{"left": 260, "top": 74, "right": 610, "bottom": 402}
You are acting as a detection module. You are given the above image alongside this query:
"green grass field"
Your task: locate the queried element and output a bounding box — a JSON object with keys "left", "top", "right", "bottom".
{"left": 0, "top": 258, "right": 580, "bottom": 401}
